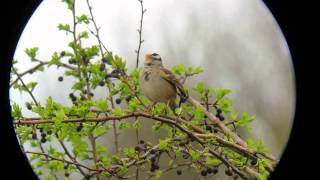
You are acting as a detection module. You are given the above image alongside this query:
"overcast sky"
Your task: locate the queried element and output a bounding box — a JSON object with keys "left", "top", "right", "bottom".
{"left": 11, "top": 1, "right": 295, "bottom": 178}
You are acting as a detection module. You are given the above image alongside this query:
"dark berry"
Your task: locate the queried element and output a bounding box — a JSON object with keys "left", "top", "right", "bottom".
{"left": 217, "top": 114, "right": 225, "bottom": 121}
{"left": 80, "top": 95, "right": 86, "bottom": 101}
{"left": 204, "top": 114, "right": 207, "bottom": 118}
{"left": 150, "top": 149, "right": 156, "bottom": 154}
{"left": 225, "top": 169, "right": 233, "bottom": 176}
{"left": 201, "top": 170, "right": 207, "bottom": 176}
{"left": 41, "top": 132, "right": 47, "bottom": 138}
{"left": 58, "top": 76, "right": 63, "bottom": 82}
{"left": 217, "top": 108, "right": 222, "bottom": 114}
{"left": 60, "top": 51, "right": 66, "bottom": 57}
{"left": 125, "top": 96, "right": 132, "bottom": 102}
{"left": 105, "top": 74, "right": 111, "bottom": 79}
{"left": 47, "top": 130, "right": 52, "bottom": 135}
{"left": 205, "top": 125, "right": 212, "bottom": 131}
{"left": 212, "top": 167, "right": 218, "bottom": 174}
{"left": 77, "top": 124, "right": 83, "bottom": 132}
{"left": 150, "top": 156, "right": 156, "bottom": 163}
{"left": 139, "top": 140, "right": 145, "bottom": 144}
{"left": 182, "top": 153, "right": 189, "bottom": 159}
{"left": 40, "top": 137, "right": 47, "bottom": 143}
{"left": 99, "top": 80, "right": 105, "bottom": 86}
{"left": 71, "top": 96, "right": 77, "bottom": 102}
{"left": 153, "top": 164, "right": 159, "bottom": 170}
{"left": 100, "top": 63, "right": 106, "bottom": 71}
{"left": 176, "top": 169, "right": 182, "bottom": 175}
{"left": 64, "top": 165, "right": 68, "bottom": 170}
{"left": 26, "top": 103, "right": 32, "bottom": 110}
{"left": 150, "top": 167, "right": 156, "bottom": 172}
{"left": 102, "top": 57, "right": 110, "bottom": 64}
{"left": 206, "top": 167, "right": 213, "bottom": 174}
{"left": 32, "top": 133, "right": 37, "bottom": 139}
{"left": 89, "top": 92, "right": 94, "bottom": 97}
{"left": 214, "top": 128, "right": 218, "bottom": 133}
{"left": 250, "top": 159, "right": 257, "bottom": 166}
{"left": 69, "top": 93, "right": 75, "bottom": 99}
{"left": 64, "top": 172, "right": 70, "bottom": 177}
{"left": 39, "top": 128, "right": 43, "bottom": 133}
{"left": 135, "top": 145, "right": 141, "bottom": 152}
{"left": 115, "top": 98, "right": 122, "bottom": 104}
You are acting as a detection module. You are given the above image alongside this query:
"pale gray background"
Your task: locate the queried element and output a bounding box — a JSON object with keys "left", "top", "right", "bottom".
{"left": 11, "top": 0, "right": 295, "bottom": 179}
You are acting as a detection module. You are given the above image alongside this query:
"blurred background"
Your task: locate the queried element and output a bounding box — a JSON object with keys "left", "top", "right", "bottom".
{"left": 11, "top": 0, "right": 295, "bottom": 179}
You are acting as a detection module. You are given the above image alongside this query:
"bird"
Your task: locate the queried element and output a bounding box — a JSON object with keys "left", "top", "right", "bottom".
{"left": 140, "top": 53, "right": 188, "bottom": 111}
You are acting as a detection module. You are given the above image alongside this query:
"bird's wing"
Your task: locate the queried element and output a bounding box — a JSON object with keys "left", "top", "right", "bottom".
{"left": 158, "top": 67, "right": 188, "bottom": 98}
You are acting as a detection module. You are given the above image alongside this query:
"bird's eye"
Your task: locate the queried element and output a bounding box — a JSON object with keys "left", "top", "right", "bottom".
{"left": 152, "top": 53, "right": 158, "bottom": 56}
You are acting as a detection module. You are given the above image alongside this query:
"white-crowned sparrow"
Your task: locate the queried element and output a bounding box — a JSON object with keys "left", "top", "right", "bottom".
{"left": 140, "top": 53, "right": 187, "bottom": 110}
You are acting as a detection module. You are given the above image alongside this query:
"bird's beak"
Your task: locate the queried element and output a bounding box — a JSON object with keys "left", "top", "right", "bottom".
{"left": 145, "top": 53, "right": 153, "bottom": 65}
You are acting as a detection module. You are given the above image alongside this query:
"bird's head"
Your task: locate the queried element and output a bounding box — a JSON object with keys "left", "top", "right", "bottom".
{"left": 144, "top": 53, "right": 163, "bottom": 67}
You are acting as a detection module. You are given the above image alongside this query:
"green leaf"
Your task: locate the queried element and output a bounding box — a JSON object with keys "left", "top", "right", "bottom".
{"left": 111, "top": 107, "right": 125, "bottom": 116}
{"left": 86, "top": 45, "right": 100, "bottom": 59}
{"left": 94, "top": 126, "right": 107, "bottom": 137}
{"left": 62, "top": 0, "right": 73, "bottom": 10}
{"left": 25, "top": 47, "right": 39, "bottom": 61}
{"left": 205, "top": 157, "right": 221, "bottom": 166}
{"left": 76, "top": 14, "right": 90, "bottom": 24}
{"left": 119, "top": 122, "right": 131, "bottom": 129}
{"left": 152, "top": 122, "right": 162, "bottom": 132}
{"left": 171, "top": 64, "right": 186, "bottom": 75}
{"left": 72, "top": 80, "right": 86, "bottom": 90}
{"left": 217, "top": 98, "right": 233, "bottom": 113}
{"left": 189, "top": 149, "right": 201, "bottom": 161}
{"left": 95, "top": 99, "right": 108, "bottom": 112}
{"left": 70, "top": 135, "right": 88, "bottom": 159}
{"left": 175, "top": 107, "right": 183, "bottom": 115}
{"left": 194, "top": 106, "right": 205, "bottom": 121}
{"left": 155, "top": 170, "right": 163, "bottom": 180}
{"left": 238, "top": 112, "right": 256, "bottom": 131}
{"left": 57, "top": 23, "right": 71, "bottom": 32}
{"left": 78, "top": 31, "right": 89, "bottom": 39}
{"left": 152, "top": 103, "right": 166, "bottom": 116}
{"left": 192, "top": 82, "right": 206, "bottom": 94}
{"left": 215, "top": 88, "right": 231, "bottom": 100}
{"left": 54, "top": 109, "right": 65, "bottom": 127}
{"left": 159, "top": 138, "right": 170, "bottom": 151}
{"left": 96, "top": 144, "right": 108, "bottom": 155}
{"left": 193, "top": 66, "right": 203, "bottom": 74}
{"left": 123, "top": 147, "right": 135, "bottom": 157}
{"left": 133, "top": 119, "right": 141, "bottom": 129}
{"left": 230, "top": 112, "right": 238, "bottom": 120}
{"left": 49, "top": 52, "right": 60, "bottom": 66}
{"left": 11, "top": 102, "right": 23, "bottom": 120}
{"left": 26, "top": 82, "right": 38, "bottom": 92}
{"left": 128, "top": 98, "right": 139, "bottom": 112}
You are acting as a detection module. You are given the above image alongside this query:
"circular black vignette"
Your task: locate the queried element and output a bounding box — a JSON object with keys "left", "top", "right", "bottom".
{"left": 263, "top": 0, "right": 314, "bottom": 179}
{"left": 1, "top": 0, "right": 41, "bottom": 179}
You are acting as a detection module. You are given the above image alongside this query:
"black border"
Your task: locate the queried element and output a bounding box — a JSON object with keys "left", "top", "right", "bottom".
{"left": 1, "top": 0, "right": 306, "bottom": 179}
{"left": 1, "top": 0, "right": 41, "bottom": 178}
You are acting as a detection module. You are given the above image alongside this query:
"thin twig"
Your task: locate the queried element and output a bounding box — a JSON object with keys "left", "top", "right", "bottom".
{"left": 86, "top": 0, "right": 109, "bottom": 55}
{"left": 135, "top": 0, "right": 146, "bottom": 68}
{"left": 25, "top": 151, "right": 98, "bottom": 172}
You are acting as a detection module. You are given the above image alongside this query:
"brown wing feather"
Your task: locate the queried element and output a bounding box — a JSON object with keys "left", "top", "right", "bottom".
{"left": 159, "top": 67, "right": 188, "bottom": 98}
